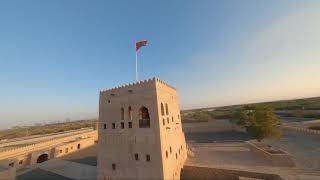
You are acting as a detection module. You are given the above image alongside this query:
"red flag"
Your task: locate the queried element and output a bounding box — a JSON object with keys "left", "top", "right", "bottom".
{"left": 136, "top": 40, "right": 148, "bottom": 51}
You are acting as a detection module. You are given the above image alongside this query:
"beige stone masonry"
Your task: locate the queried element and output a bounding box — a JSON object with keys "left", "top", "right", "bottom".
{"left": 98, "top": 77, "right": 187, "bottom": 180}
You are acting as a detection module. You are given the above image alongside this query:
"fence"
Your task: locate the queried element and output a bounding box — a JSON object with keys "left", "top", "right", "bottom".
{"left": 281, "top": 125, "right": 320, "bottom": 135}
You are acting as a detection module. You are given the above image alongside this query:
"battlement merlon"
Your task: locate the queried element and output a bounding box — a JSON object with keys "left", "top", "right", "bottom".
{"left": 99, "top": 77, "right": 177, "bottom": 95}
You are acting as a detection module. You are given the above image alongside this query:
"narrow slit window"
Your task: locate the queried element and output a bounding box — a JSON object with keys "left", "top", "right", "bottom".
{"left": 165, "top": 103, "right": 169, "bottom": 115}
{"left": 112, "top": 163, "right": 116, "bottom": 170}
{"left": 112, "top": 123, "right": 116, "bottom": 129}
{"left": 103, "top": 124, "right": 107, "bottom": 129}
{"left": 121, "top": 108, "right": 124, "bottom": 120}
{"left": 128, "top": 122, "right": 132, "bottom": 128}
{"left": 121, "top": 122, "right": 124, "bottom": 129}
{"left": 128, "top": 106, "right": 133, "bottom": 120}
{"left": 161, "top": 103, "right": 165, "bottom": 116}
{"left": 146, "top": 154, "right": 151, "bottom": 162}
{"left": 135, "top": 153, "right": 139, "bottom": 161}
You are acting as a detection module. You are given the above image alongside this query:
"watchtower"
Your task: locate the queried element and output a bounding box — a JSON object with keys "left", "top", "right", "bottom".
{"left": 97, "top": 77, "right": 187, "bottom": 180}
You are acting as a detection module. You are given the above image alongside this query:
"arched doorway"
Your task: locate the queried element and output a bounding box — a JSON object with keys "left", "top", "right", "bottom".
{"left": 37, "top": 154, "right": 49, "bottom": 163}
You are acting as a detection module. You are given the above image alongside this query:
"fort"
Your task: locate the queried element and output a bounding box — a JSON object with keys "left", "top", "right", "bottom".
{"left": 0, "top": 78, "right": 318, "bottom": 180}
{"left": 98, "top": 77, "right": 187, "bottom": 180}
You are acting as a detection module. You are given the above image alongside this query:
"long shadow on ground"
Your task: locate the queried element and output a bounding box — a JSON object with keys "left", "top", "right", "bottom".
{"left": 67, "top": 156, "right": 97, "bottom": 166}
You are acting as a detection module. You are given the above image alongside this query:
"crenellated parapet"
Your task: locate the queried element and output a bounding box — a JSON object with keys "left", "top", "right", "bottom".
{"left": 100, "top": 77, "right": 176, "bottom": 94}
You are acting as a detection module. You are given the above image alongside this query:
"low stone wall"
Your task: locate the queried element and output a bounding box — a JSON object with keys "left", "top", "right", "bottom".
{"left": 54, "top": 137, "right": 96, "bottom": 158}
{"left": 281, "top": 125, "right": 320, "bottom": 135}
{"left": 0, "top": 130, "right": 97, "bottom": 160}
{"left": 0, "top": 130, "right": 98, "bottom": 171}
{"left": 181, "top": 165, "right": 284, "bottom": 180}
{"left": 302, "top": 119, "right": 320, "bottom": 125}
{"left": 0, "top": 128, "right": 93, "bottom": 149}
{"left": 248, "top": 141, "right": 295, "bottom": 167}
{"left": 182, "top": 120, "right": 244, "bottom": 133}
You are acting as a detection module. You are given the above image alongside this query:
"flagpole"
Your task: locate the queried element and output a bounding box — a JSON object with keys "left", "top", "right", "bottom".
{"left": 135, "top": 49, "right": 138, "bottom": 82}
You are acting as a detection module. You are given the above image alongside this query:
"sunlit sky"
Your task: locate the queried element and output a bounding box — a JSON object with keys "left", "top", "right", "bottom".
{"left": 1, "top": 0, "right": 320, "bottom": 128}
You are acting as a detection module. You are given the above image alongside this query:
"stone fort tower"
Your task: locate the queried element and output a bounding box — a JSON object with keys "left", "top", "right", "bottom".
{"left": 98, "top": 77, "right": 187, "bottom": 180}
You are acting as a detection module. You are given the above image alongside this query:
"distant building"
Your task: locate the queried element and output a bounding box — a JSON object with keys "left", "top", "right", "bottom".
{"left": 98, "top": 77, "right": 187, "bottom": 180}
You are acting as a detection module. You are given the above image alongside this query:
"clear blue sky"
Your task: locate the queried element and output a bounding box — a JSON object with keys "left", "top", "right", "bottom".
{"left": 1, "top": 0, "right": 320, "bottom": 128}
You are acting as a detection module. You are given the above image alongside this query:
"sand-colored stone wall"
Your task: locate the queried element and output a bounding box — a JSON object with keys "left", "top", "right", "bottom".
{"left": 0, "top": 129, "right": 97, "bottom": 170}
{"left": 156, "top": 80, "right": 187, "bottom": 180}
{"left": 0, "top": 128, "right": 93, "bottom": 149}
{"left": 54, "top": 137, "right": 96, "bottom": 158}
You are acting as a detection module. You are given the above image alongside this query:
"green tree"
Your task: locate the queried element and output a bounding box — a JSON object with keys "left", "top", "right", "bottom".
{"left": 231, "top": 105, "right": 282, "bottom": 141}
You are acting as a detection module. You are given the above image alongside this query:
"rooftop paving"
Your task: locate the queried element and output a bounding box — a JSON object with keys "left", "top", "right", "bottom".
{"left": 17, "top": 168, "right": 72, "bottom": 180}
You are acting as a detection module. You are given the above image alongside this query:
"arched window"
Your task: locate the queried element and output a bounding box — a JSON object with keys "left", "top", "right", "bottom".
{"left": 165, "top": 103, "right": 169, "bottom": 115}
{"left": 161, "top": 103, "right": 165, "bottom": 116}
{"left": 121, "top": 107, "right": 124, "bottom": 120}
{"left": 139, "top": 106, "right": 150, "bottom": 128}
{"left": 128, "top": 106, "right": 133, "bottom": 120}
